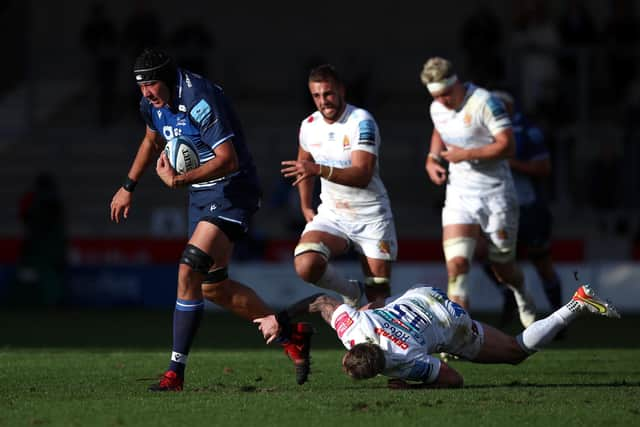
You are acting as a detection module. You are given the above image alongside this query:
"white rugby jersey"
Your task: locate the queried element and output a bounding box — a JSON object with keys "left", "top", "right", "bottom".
{"left": 299, "top": 104, "right": 392, "bottom": 222}
{"left": 430, "top": 83, "right": 513, "bottom": 194}
{"left": 331, "top": 287, "right": 455, "bottom": 383}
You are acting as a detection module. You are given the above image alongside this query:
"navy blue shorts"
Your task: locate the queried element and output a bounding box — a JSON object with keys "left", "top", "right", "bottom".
{"left": 518, "top": 202, "right": 552, "bottom": 251}
{"left": 188, "top": 187, "right": 260, "bottom": 241}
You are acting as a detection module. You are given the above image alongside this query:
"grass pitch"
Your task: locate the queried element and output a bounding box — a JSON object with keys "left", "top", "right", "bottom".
{"left": 1, "top": 310, "right": 639, "bottom": 427}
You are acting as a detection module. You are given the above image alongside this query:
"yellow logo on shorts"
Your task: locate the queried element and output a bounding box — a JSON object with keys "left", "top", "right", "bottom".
{"left": 378, "top": 240, "right": 391, "bottom": 254}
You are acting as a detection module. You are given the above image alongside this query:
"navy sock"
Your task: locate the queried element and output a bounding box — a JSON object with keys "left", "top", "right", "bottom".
{"left": 542, "top": 274, "right": 563, "bottom": 310}
{"left": 168, "top": 298, "right": 204, "bottom": 377}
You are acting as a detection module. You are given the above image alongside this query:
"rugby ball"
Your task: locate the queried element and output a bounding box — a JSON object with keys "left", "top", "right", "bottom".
{"left": 164, "top": 136, "right": 200, "bottom": 174}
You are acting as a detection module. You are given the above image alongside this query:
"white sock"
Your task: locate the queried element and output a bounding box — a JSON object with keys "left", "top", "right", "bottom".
{"left": 516, "top": 305, "right": 579, "bottom": 353}
{"left": 316, "top": 264, "right": 359, "bottom": 299}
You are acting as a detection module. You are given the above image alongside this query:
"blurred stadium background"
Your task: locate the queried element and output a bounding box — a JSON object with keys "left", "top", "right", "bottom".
{"left": 1, "top": 0, "right": 640, "bottom": 313}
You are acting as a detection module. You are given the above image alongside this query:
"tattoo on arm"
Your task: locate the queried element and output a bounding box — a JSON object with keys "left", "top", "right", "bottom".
{"left": 284, "top": 294, "right": 341, "bottom": 325}
{"left": 308, "top": 295, "right": 341, "bottom": 324}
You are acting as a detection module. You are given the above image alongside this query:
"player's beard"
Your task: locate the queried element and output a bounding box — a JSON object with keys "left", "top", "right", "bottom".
{"left": 320, "top": 99, "right": 345, "bottom": 122}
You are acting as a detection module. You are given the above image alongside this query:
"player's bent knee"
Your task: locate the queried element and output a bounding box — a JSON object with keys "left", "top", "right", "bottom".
{"left": 180, "top": 244, "right": 213, "bottom": 274}
{"left": 443, "top": 239, "right": 473, "bottom": 301}
{"left": 294, "top": 251, "right": 327, "bottom": 283}
{"left": 505, "top": 338, "right": 529, "bottom": 365}
{"left": 447, "top": 257, "right": 470, "bottom": 275}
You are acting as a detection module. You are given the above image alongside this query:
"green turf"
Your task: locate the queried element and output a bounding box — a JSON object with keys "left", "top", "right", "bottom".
{"left": 1, "top": 311, "right": 639, "bottom": 426}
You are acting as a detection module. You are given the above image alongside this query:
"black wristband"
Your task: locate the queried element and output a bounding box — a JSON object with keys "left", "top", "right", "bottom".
{"left": 275, "top": 310, "right": 292, "bottom": 340}
{"left": 275, "top": 310, "right": 290, "bottom": 326}
{"left": 123, "top": 177, "right": 137, "bottom": 192}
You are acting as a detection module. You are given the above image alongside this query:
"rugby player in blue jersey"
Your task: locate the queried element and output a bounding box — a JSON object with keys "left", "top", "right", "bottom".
{"left": 485, "top": 91, "right": 564, "bottom": 326}
{"left": 109, "top": 48, "right": 312, "bottom": 390}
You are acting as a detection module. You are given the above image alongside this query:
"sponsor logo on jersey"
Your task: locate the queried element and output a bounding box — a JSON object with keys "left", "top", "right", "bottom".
{"left": 463, "top": 112, "right": 472, "bottom": 126}
{"left": 487, "top": 95, "right": 507, "bottom": 119}
{"left": 176, "top": 119, "right": 187, "bottom": 127}
{"left": 334, "top": 312, "right": 354, "bottom": 338}
{"left": 358, "top": 119, "right": 376, "bottom": 145}
{"left": 328, "top": 132, "right": 335, "bottom": 141}
{"left": 178, "top": 104, "right": 187, "bottom": 112}
{"left": 307, "top": 115, "right": 314, "bottom": 123}
{"left": 374, "top": 327, "right": 409, "bottom": 349}
{"left": 377, "top": 240, "right": 391, "bottom": 255}
{"left": 343, "top": 135, "right": 351, "bottom": 150}
{"left": 190, "top": 99, "right": 213, "bottom": 125}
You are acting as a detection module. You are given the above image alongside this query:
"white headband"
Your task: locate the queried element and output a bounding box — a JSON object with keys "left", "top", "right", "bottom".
{"left": 427, "top": 75, "right": 458, "bottom": 95}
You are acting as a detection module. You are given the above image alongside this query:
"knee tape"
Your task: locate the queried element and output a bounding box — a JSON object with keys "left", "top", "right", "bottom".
{"left": 202, "top": 267, "right": 228, "bottom": 284}
{"left": 443, "top": 238, "right": 475, "bottom": 300}
{"left": 364, "top": 277, "right": 390, "bottom": 288}
{"left": 180, "top": 244, "right": 213, "bottom": 274}
{"left": 365, "top": 277, "right": 391, "bottom": 296}
{"left": 488, "top": 244, "right": 516, "bottom": 263}
{"left": 443, "top": 237, "right": 476, "bottom": 262}
{"left": 294, "top": 242, "right": 331, "bottom": 260}
{"left": 447, "top": 273, "right": 469, "bottom": 299}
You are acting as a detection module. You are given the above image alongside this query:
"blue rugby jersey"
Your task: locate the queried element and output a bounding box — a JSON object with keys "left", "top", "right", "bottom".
{"left": 139, "top": 69, "right": 260, "bottom": 196}
{"left": 511, "top": 111, "right": 550, "bottom": 206}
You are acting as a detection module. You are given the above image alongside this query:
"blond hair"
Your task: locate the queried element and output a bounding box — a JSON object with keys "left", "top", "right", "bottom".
{"left": 420, "top": 57, "right": 455, "bottom": 86}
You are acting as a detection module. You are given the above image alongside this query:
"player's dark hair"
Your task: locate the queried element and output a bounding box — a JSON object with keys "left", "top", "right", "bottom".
{"left": 343, "top": 343, "right": 385, "bottom": 380}
{"left": 308, "top": 64, "right": 342, "bottom": 85}
{"left": 133, "top": 48, "right": 177, "bottom": 88}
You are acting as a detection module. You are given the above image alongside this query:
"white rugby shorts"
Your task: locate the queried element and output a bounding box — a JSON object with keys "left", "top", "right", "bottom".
{"left": 302, "top": 204, "right": 397, "bottom": 261}
{"left": 442, "top": 187, "right": 519, "bottom": 254}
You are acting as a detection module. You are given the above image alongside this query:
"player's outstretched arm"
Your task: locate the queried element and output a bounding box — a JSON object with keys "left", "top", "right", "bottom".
{"left": 254, "top": 293, "right": 340, "bottom": 343}
{"left": 110, "top": 127, "right": 164, "bottom": 223}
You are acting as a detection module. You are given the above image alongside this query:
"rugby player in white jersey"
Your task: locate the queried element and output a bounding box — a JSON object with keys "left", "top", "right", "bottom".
{"left": 254, "top": 283, "right": 619, "bottom": 388}
{"left": 420, "top": 56, "right": 536, "bottom": 327}
{"left": 281, "top": 64, "right": 397, "bottom": 304}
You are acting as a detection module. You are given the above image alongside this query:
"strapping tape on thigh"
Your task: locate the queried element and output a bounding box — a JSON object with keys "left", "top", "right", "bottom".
{"left": 294, "top": 242, "right": 331, "bottom": 259}
{"left": 443, "top": 237, "right": 476, "bottom": 262}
